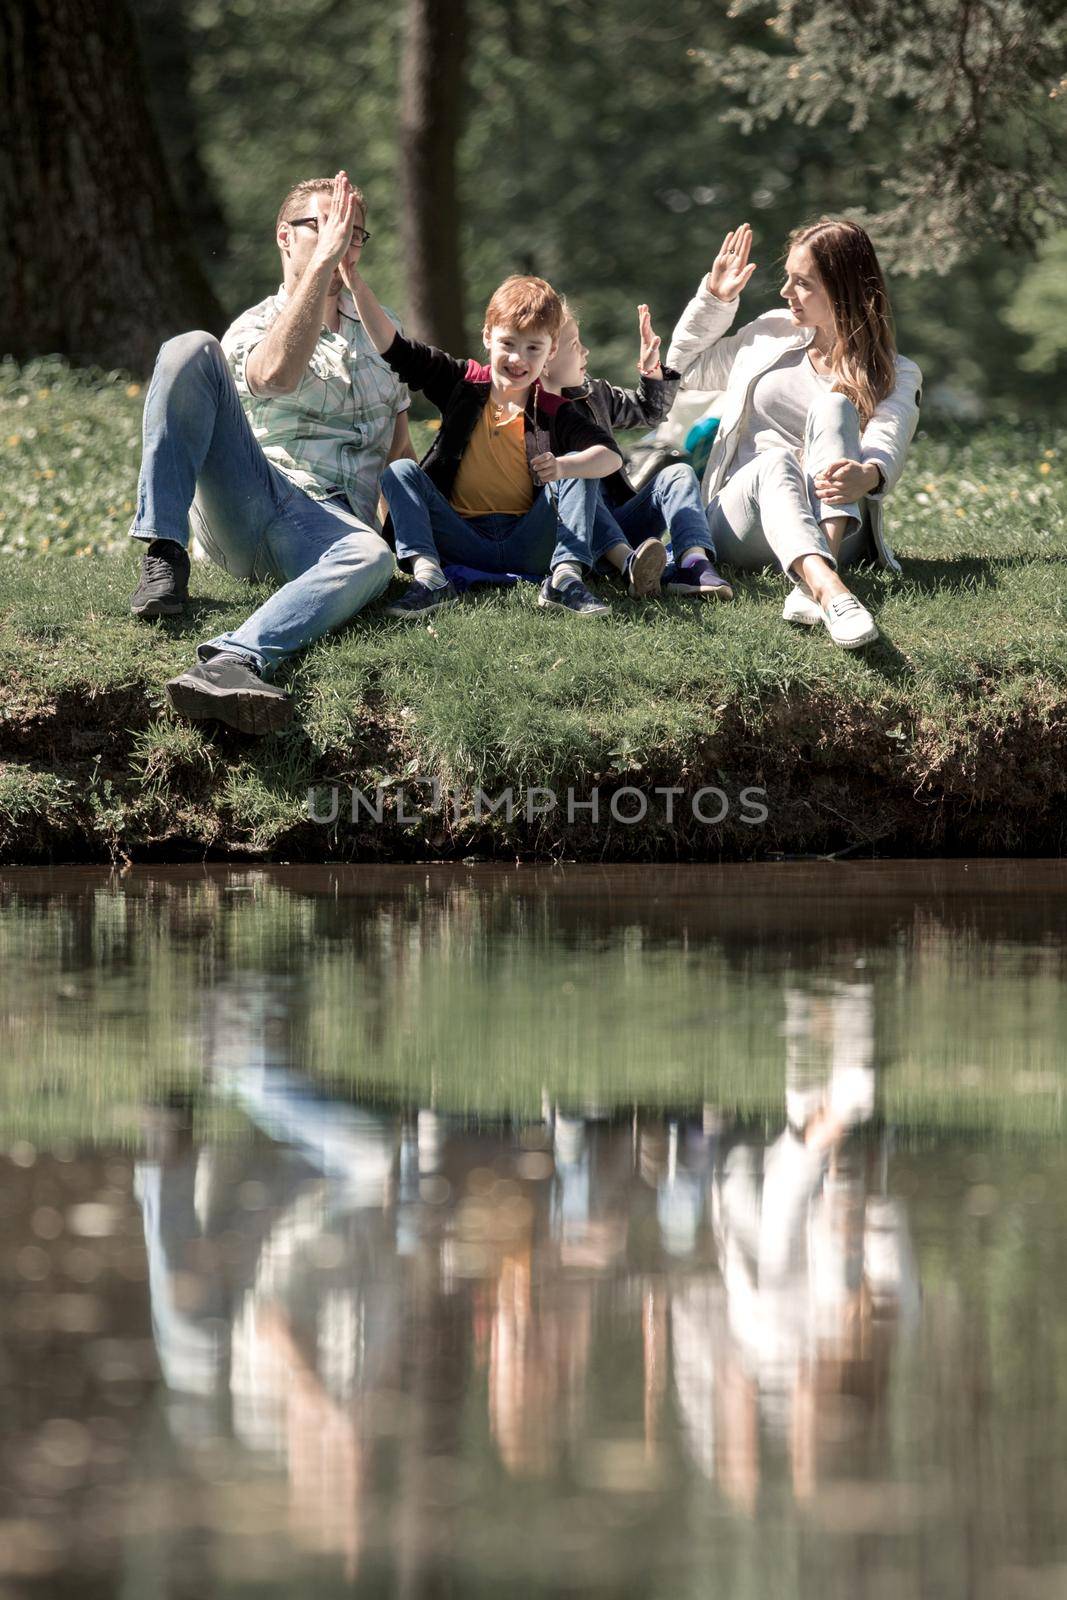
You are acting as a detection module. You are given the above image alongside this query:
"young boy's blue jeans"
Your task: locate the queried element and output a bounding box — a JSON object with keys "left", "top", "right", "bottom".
{"left": 127, "top": 331, "right": 395, "bottom": 676}
{"left": 382, "top": 457, "right": 615, "bottom": 576}
{"left": 592, "top": 461, "right": 715, "bottom": 568}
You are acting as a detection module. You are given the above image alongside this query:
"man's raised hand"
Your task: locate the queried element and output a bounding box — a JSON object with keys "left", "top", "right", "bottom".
{"left": 313, "top": 170, "right": 357, "bottom": 270}
{"left": 705, "top": 224, "right": 757, "bottom": 302}
{"left": 637, "top": 304, "right": 662, "bottom": 378}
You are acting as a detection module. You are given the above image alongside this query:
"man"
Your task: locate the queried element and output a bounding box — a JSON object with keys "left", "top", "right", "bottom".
{"left": 128, "top": 170, "right": 411, "bottom": 734}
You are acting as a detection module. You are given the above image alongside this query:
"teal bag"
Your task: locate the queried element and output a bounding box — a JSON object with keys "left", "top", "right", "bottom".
{"left": 684, "top": 416, "right": 720, "bottom": 476}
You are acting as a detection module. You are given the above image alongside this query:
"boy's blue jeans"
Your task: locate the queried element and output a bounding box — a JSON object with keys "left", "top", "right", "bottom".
{"left": 592, "top": 461, "right": 715, "bottom": 568}
{"left": 382, "top": 457, "right": 615, "bottom": 576}
{"left": 127, "top": 331, "right": 395, "bottom": 676}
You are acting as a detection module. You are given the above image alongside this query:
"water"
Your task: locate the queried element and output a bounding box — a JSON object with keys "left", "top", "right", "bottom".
{"left": 1, "top": 863, "right": 1065, "bottom": 1597}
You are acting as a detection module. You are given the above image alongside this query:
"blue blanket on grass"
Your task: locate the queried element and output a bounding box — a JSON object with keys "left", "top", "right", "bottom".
{"left": 442, "top": 564, "right": 542, "bottom": 593}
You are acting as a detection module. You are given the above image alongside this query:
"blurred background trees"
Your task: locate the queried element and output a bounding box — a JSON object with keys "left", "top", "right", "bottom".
{"left": 3, "top": 0, "right": 1065, "bottom": 411}
{"left": 701, "top": 0, "right": 1067, "bottom": 272}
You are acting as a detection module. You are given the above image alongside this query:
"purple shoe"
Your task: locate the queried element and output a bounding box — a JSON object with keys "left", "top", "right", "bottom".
{"left": 664, "top": 555, "right": 733, "bottom": 600}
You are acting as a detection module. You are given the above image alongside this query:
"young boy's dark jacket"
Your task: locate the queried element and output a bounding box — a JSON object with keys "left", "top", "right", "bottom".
{"left": 562, "top": 369, "right": 681, "bottom": 508}
{"left": 382, "top": 332, "right": 618, "bottom": 501}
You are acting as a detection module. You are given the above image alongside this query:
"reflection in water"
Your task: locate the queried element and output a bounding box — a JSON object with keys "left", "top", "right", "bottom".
{"left": 703, "top": 983, "right": 918, "bottom": 1513}
{"left": 1, "top": 866, "right": 1066, "bottom": 1594}
{"left": 4, "top": 861, "right": 1067, "bottom": 1139}
{"left": 125, "top": 976, "right": 926, "bottom": 1585}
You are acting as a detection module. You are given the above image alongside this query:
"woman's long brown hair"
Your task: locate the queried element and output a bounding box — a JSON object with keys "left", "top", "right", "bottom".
{"left": 787, "top": 218, "right": 897, "bottom": 426}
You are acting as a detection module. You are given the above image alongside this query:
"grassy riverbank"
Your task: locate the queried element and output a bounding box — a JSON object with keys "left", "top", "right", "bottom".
{"left": 1, "top": 357, "right": 1065, "bottom": 863}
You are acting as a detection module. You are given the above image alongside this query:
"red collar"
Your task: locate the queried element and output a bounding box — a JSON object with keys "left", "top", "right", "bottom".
{"left": 462, "top": 361, "right": 568, "bottom": 415}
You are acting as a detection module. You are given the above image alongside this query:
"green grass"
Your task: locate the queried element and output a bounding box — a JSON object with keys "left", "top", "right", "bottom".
{"left": 1, "top": 357, "right": 1065, "bottom": 862}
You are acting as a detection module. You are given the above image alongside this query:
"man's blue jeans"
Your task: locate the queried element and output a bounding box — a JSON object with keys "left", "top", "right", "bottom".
{"left": 592, "top": 461, "right": 715, "bottom": 569}
{"left": 128, "top": 331, "right": 395, "bottom": 676}
{"left": 382, "top": 457, "right": 614, "bottom": 576}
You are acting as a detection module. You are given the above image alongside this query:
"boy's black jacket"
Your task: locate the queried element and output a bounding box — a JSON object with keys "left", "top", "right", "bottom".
{"left": 562, "top": 369, "right": 680, "bottom": 506}
{"left": 382, "top": 332, "right": 619, "bottom": 501}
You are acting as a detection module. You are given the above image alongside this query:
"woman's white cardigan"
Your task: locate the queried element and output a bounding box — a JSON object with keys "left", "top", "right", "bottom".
{"left": 665, "top": 282, "right": 923, "bottom": 573}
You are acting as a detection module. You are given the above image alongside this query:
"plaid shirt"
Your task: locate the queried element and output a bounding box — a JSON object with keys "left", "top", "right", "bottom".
{"left": 222, "top": 285, "right": 410, "bottom": 528}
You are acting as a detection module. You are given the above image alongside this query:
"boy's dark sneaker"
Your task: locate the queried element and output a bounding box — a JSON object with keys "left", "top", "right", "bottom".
{"left": 383, "top": 579, "right": 459, "bottom": 619}
{"left": 624, "top": 537, "right": 668, "bottom": 598}
{"left": 130, "top": 538, "right": 191, "bottom": 618}
{"left": 663, "top": 555, "right": 734, "bottom": 600}
{"left": 166, "top": 654, "right": 293, "bottom": 736}
{"left": 537, "top": 574, "right": 610, "bottom": 617}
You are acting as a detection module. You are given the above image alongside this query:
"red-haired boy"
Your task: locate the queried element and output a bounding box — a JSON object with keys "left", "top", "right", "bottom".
{"left": 345, "top": 241, "right": 624, "bottom": 617}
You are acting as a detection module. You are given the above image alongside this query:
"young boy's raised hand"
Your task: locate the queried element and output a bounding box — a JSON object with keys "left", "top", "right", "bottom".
{"left": 637, "top": 304, "right": 662, "bottom": 378}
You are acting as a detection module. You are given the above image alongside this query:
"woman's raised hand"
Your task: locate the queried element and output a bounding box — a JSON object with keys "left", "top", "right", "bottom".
{"left": 706, "top": 224, "right": 757, "bottom": 301}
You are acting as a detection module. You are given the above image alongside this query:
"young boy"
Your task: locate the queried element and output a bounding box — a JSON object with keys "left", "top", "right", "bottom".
{"left": 343, "top": 266, "right": 625, "bottom": 617}
{"left": 540, "top": 305, "right": 733, "bottom": 599}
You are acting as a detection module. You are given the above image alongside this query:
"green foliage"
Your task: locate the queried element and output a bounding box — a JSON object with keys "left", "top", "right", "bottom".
{"left": 459, "top": 0, "right": 743, "bottom": 372}
{"left": 1005, "top": 229, "right": 1067, "bottom": 375}
{"left": 701, "top": 0, "right": 1067, "bottom": 272}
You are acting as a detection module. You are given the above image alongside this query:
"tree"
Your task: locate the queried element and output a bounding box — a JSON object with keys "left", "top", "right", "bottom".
{"left": 399, "top": 0, "right": 468, "bottom": 349}
{"left": 695, "top": 0, "right": 1067, "bottom": 272}
{"left": 0, "top": 0, "right": 223, "bottom": 373}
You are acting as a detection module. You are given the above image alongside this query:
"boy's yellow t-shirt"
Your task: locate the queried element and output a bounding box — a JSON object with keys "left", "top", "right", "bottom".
{"left": 450, "top": 403, "right": 534, "bottom": 517}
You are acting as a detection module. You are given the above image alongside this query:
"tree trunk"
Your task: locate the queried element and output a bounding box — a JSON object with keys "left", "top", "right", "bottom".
{"left": 0, "top": 0, "right": 224, "bottom": 375}
{"left": 399, "top": 0, "right": 468, "bottom": 352}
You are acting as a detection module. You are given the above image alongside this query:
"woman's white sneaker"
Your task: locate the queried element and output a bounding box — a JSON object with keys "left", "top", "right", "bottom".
{"left": 782, "top": 585, "right": 823, "bottom": 627}
{"left": 821, "top": 593, "right": 879, "bottom": 649}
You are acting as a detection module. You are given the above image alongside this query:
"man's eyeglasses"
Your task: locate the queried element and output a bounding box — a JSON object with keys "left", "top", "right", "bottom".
{"left": 287, "top": 217, "right": 371, "bottom": 245}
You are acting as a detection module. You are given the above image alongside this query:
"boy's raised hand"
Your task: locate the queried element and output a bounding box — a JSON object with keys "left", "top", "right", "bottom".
{"left": 706, "top": 224, "right": 757, "bottom": 301}
{"left": 637, "top": 304, "right": 663, "bottom": 378}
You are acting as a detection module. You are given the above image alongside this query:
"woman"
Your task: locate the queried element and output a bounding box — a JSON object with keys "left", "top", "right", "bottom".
{"left": 665, "top": 219, "right": 922, "bottom": 647}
